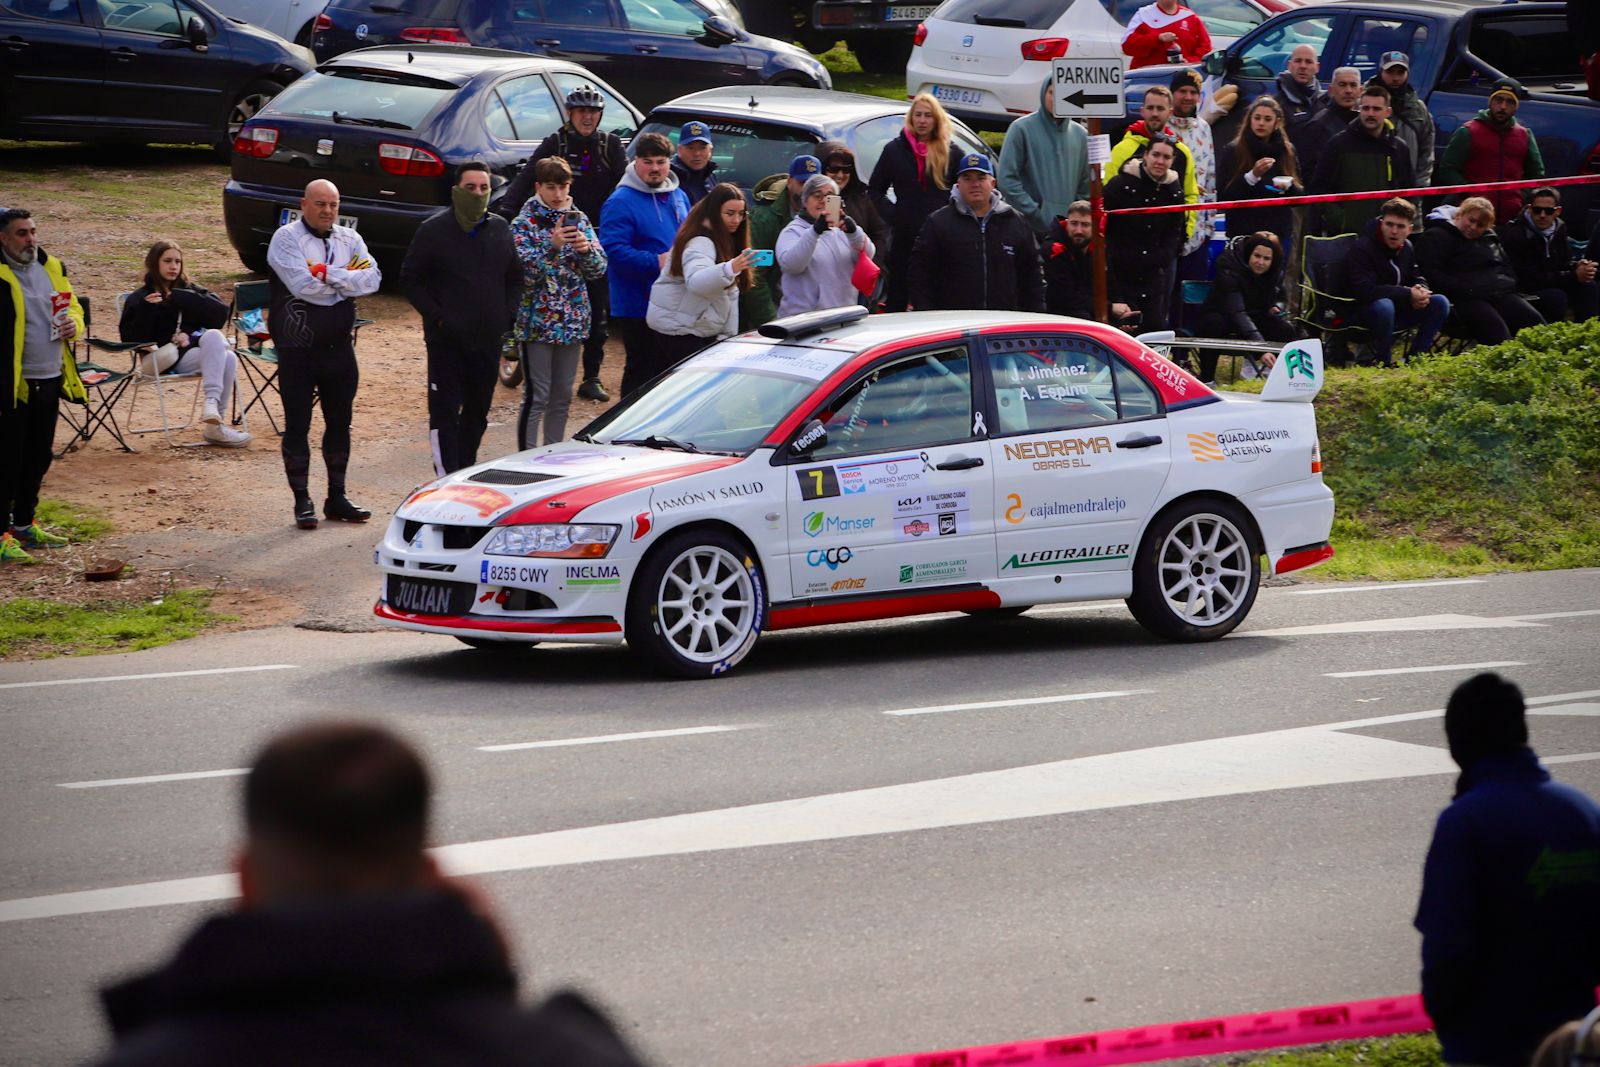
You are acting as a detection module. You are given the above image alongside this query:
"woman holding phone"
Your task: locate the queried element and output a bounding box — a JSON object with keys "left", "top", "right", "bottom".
{"left": 647, "top": 183, "right": 755, "bottom": 361}
{"left": 868, "top": 92, "right": 958, "bottom": 311}
{"left": 775, "top": 175, "right": 874, "bottom": 317}
{"left": 511, "top": 156, "right": 607, "bottom": 448}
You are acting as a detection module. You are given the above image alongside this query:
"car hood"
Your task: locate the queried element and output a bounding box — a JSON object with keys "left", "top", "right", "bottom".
{"left": 396, "top": 442, "right": 742, "bottom": 526}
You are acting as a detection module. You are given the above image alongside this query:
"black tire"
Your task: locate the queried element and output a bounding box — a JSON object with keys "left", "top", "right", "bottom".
{"left": 626, "top": 528, "right": 766, "bottom": 678}
{"left": 455, "top": 636, "right": 539, "bottom": 651}
{"left": 217, "top": 79, "right": 283, "bottom": 159}
{"left": 237, "top": 247, "right": 269, "bottom": 274}
{"left": 1126, "top": 498, "right": 1260, "bottom": 641}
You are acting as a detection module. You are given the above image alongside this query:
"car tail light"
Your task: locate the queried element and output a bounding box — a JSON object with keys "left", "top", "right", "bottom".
{"left": 1311, "top": 438, "right": 1323, "bottom": 475}
{"left": 1021, "top": 37, "right": 1070, "bottom": 60}
{"left": 819, "top": 5, "right": 853, "bottom": 26}
{"left": 400, "top": 26, "right": 468, "bottom": 43}
{"left": 1586, "top": 141, "right": 1600, "bottom": 172}
{"left": 233, "top": 126, "right": 279, "bottom": 158}
{"left": 313, "top": 12, "right": 332, "bottom": 32}
{"left": 378, "top": 142, "right": 447, "bottom": 177}
{"left": 913, "top": 22, "right": 927, "bottom": 47}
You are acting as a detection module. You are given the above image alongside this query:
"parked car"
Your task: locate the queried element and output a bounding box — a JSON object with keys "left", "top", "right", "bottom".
{"left": 205, "top": 0, "right": 331, "bottom": 47}
{"left": 222, "top": 44, "right": 642, "bottom": 272}
{"left": 906, "top": 0, "right": 1306, "bottom": 128}
{"left": 372, "top": 306, "right": 1335, "bottom": 677}
{"left": 810, "top": 0, "right": 932, "bottom": 73}
{"left": 636, "top": 85, "right": 993, "bottom": 197}
{"left": 309, "top": 0, "right": 830, "bottom": 112}
{"left": 0, "top": 0, "right": 313, "bottom": 152}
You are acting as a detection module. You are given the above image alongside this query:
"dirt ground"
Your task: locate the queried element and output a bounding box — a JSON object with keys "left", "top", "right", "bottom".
{"left": 0, "top": 143, "right": 626, "bottom": 643}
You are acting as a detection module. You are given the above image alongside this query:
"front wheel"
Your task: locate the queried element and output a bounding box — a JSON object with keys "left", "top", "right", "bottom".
{"left": 626, "top": 530, "right": 766, "bottom": 678}
{"left": 1126, "top": 499, "right": 1260, "bottom": 641}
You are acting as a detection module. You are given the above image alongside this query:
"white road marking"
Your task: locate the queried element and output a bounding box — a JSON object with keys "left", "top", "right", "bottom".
{"left": 1325, "top": 660, "right": 1526, "bottom": 679}
{"left": 1287, "top": 579, "right": 1488, "bottom": 595}
{"left": 1509, "top": 610, "right": 1600, "bottom": 622}
{"left": 1529, "top": 703, "right": 1600, "bottom": 718}
{"left": 58, "top": 768, "right": 248, "bottom": 789}
{"left": 1241, "top": 613, "right": 1549, "bottom": 638}
{"left": 479, "top": 725, "right": 758, "bottom": 752}
{"left": 0, "top": 665, "right": 298, "bottom": 691}
{"left": 883, "top": 689, "right": 1151, "bottom": 717}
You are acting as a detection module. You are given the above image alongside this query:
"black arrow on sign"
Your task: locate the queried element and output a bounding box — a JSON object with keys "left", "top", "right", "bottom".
{"left": 1064, "top": 89, "right": 1118, "bottom": 108}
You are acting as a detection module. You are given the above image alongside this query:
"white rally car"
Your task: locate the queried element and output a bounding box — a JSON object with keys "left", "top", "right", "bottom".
{"left": 374, "top": 309, "right": 1333, "bottom": 677}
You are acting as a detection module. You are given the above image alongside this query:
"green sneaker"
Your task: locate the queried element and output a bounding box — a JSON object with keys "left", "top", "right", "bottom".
{"left": 0, "top": 532, "right": 35, "bottom": 564}
{"left": 13, "top": 523, "right": 68, "bottom": 549}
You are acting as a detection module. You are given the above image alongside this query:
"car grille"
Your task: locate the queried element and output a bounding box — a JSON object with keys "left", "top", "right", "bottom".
{"left": 469, "top": 469, "right": 559, "bottom": 486}
{"left": 400, "top": 521, "right": 487, "bottom": 550}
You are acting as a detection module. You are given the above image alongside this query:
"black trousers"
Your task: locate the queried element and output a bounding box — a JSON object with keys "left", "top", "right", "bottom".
{"left": 277, "top": 343, "right": 358, "bottom": 496}
{"left": 0, "top": 374, "right": 61, "bottom": 529}
{"left": 1192, "top": 312, "right": 1296, "bottom": 381}
{"left": 1533, "top": 279, "right": 1600, "bottom": 323}
{"left": 1116, "top": 259, "right": 1176, "bottom": 334}
{"left": 656, "top": 331, "right": 713, "bottom": 367}
{"left": 581, "top": 275, "right": 609, "bottom": 382}
{"left": 1449, "top": 294, "right": 1544, "bottom": 347}
{"left": 883, "top": 228, "right": 915, "bottom": 312}
{"left": 616, "top": 317, "right": 675, "bottom": 399}
{"left": 426, "top": 341, "right": 498, "bottom": 476}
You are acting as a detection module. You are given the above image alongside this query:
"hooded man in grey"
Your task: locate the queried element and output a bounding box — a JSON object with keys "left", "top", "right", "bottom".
{"left": 997, "top": 76, "right": 1091, "bottom": 240}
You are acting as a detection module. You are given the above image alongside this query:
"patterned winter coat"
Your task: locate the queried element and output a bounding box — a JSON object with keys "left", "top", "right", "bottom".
{"left": 511, "top": 195, "right": 607, "bottom": 345}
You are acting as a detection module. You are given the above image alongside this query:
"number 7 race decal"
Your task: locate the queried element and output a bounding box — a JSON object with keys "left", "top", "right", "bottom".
{"left": 796, "top": 466, "right": 841, "bottom": 500}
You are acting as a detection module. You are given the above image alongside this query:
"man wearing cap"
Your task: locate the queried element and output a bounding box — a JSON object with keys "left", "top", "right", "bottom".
{"left": 907, "top": 153, "right": 1044, "bottom": 313}
{"left": 1370, "top": 52, "right": 1434, "bottom": 185}
{"left": 743, "top": 154, "right": 819, "bottom": 328}
{"left": 1414, "top": 672, "right": 1600, "bottom": 1067}
{"left": 670, "top": 122, "right": 719, "bottom": 207}
{"left": 1103, "top": 135, "right": 1187, "bottom": 331}
{"left": 1439, "top": 78, "right": 1544, "bottom": 224}
{"left": 996, "top": 76, "right": 1090, "bottom": 243}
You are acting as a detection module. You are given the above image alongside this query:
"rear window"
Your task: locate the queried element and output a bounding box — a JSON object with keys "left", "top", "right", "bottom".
{"left": 931, "top": 0, "right": 1073, "bottom": 31}
{"left": 325, "top": 0, "right": 459, "bottom": 15}
{"left": 639, "top": 117, "right": 817, "bottom": 190}
{"left": 1468, "top": 14, "right": 1576, "bottom": 82}
{"left": 265, "top": 69, "right": 457, "bottom": 129}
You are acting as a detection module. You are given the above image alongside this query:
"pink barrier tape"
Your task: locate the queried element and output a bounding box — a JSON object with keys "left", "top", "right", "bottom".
{"left": 800, "top": 994, "right": 1434, "bottom": 1067}
{"left": 1102, "top": 172, "right": 1600, "bottom": 216}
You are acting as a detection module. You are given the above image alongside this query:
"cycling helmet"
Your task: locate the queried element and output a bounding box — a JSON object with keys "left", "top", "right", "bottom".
{"left": 565, "top": 86, "right": 605, "bottom": 110}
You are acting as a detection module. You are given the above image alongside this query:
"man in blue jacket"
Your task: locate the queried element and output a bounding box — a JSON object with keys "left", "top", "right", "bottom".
{"left": 598, "top": 132, "right": 690, "bottom": 399}
{"left": 1414, "top": 673, "right": 1600, "bottom": 1067}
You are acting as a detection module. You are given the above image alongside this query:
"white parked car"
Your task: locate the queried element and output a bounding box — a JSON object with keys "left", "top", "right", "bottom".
{"left": 204, "top": 0, "right": 329, "bottom": 45}
{"left": 906, "top": 0, "right": 1305, "bottom": 126}
{"left": 374, "top": 308, "right": 1334, "bottom": 677}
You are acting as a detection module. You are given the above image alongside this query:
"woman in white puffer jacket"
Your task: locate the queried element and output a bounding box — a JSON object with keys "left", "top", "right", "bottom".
{"left": 647, "top": 182, "right": 755, "bottom": 366}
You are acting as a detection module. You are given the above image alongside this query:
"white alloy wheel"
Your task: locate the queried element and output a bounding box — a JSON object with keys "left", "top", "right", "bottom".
{"left": 1127, "top": 499, "right": 1260, "bottom": 641}
{"left": 655, "top": 543, "right": 757, "bottom": 664}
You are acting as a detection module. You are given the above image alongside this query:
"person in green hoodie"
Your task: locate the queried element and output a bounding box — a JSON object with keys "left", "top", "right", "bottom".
{"left": 997, "top": 75, "right": 1091, "bottom": 242}
{"left": 741, "top": 154, "right": 818, "bottom": 330}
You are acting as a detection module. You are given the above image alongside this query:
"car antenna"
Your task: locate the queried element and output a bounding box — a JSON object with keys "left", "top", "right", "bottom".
{"left": 748, "top": 94, "right": 758, "bottom": 110}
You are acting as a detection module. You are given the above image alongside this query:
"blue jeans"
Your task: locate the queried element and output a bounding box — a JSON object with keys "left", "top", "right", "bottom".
{"left": 1360, "top": 294, "right": 1450, "bottom": 363}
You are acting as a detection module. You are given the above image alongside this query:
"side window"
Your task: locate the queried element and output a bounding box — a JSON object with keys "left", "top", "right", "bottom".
{"left": 618, "top": 0, "right": 706, "bottom": 37}
{"left": 2, "top": 0, "right": 83, "bottom": 23}
{"left": 1185, "top": 0, "right": 1265, "bottom": 40}
{"left": 1111, "top": 359, "right": 1161, "bottom": 420}
{"left": 495, "top": 75, "right": 562, "bottom": 143}
{"left": 1345, "top": 19, "right": 1427, "bottom": 82}
{"left": 1466, "top": 15, "right": 1569, "bottom": 82}
{"left": 850, "top": 115, "right": 904, "bottom": 183}
{"left": 987, "top": 337, "right": 1121, "bottom": 435}
{"left": 1236, "top": 16, "right": 1334, "bottom": 80}
{"left": 484, "top": 93, "right": 516, "bottom": 141}
{"left": 98, "top": 0, "right": 182, "bottom": 33}
{"left": 545, "top": 0, "right": 614, "bottom": 27}
{"left": 550, "top": 72, "right": 637, "bottom": 140}
{"left": 810, "top": 347, "right": 973, "bottom": 459}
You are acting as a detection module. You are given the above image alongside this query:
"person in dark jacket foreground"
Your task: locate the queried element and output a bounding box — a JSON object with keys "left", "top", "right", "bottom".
{"left": 1497, "top": 186, "right": 1600, "bottom": 323}
{"left": 868, "top": 93, "right": 961, "bottom": 311}
{"left": 120, "top": 239, "right": 249, "bottom": 447}
{"left": 1343, "top": 197, "right": 1449, "bottom": 365}
{"left": 1414, "top": 672, "right": 1600, "bottom": 1067}
{"left": 1217, "top": 96, "right": 1301, "bottom": 250}
{"left": 1042, "top": 201, "right": 1140, "bottom": 329}
{"left": 401, "top": 162, "right": 522, "bottom": 476}
{"left": 1194, "top": 233, "right": 1294, "bottom": 381}
{"left": 93, "top": 722, "right": 648, "bottom": 1067}
{"left": 1414, "top": 198, "right": 1544, "bottom": 347}
{"left": 1307, "top": 85, "right": 1414, "bottom": 238}
{"left": 1103, "top": 135, "right": 1186, "bottom": 331}
{"left": 908, "top": 153, "right": 1044, "bottom": 313}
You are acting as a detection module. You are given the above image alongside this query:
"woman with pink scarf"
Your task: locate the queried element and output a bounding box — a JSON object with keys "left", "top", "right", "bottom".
{"left": 868, "top": 93, "right": 959, "bottom": 312}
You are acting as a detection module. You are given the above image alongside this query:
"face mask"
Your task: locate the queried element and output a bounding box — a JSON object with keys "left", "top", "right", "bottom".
{"left": 452, "top": 185, "right": 491, "bottom": 231}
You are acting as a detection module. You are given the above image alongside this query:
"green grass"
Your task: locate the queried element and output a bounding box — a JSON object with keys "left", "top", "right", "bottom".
{"left": 0, "top": 588, "right": 224, "bottom": 658}
{"left": 1234, "top": 1034, "right": 1442, "bottom": 1067}
{"left": 35, "top": 498, "right": 114, "bottom": 542}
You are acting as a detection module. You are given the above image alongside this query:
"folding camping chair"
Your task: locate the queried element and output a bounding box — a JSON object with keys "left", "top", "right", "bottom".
{"left": 230, "top": 279, "right": 372, "bottom": 435}
{"left": 113, "top": 292, "right": 206, "bottom": 446}
{"left": 56, "top": 294, "right": 135, "bottom": 457}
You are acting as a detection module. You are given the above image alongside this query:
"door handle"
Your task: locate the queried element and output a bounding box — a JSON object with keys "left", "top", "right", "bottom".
{"left": 935, "top": 455, "right": 984, "bottom": 470}
{"left": 635, "top": 44, "right": 659, "bottom": 54}
{"left": 111, "top": 47, "right": 136, "bottom": 60}
{"left": 533, "top": 37, "right": 561, "bottom": 46}
{"left": 5, "top": 37, "right": 28, "bottom": 52}
{"left": 1116, "top": 434, "right": 1163, "bottom": 449}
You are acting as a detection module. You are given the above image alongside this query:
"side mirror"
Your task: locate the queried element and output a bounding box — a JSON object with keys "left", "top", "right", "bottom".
{"left": 1201, "top": 49, "right": 1226, "bottom": 77}
{"left": 699, "top": 15, "right": 737, "bottom": 46}
{"left": 790, "top": 419, "right": 827, "bottom": 456}
{"left": 186, "top": 15, "right": 209, "bottom": 50}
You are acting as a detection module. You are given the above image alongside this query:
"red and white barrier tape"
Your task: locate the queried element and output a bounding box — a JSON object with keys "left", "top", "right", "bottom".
{"left": 1101, "top": 173, "right": 1600, "bottom": 216}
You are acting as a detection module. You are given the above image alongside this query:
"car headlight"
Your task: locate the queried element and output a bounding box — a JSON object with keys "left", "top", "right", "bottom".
{"left": 482, "top": 524, "right": 618, "bottom": 559}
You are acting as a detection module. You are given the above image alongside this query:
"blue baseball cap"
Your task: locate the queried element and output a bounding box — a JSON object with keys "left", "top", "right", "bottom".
{"left": 789, "top": 155, "right": 822, "bottom": 179}
{"left": 957, "top": 152, "right": 994, "bottom": 177}
{"left": 680, "top": 121, "right": 712, "bottom": 146}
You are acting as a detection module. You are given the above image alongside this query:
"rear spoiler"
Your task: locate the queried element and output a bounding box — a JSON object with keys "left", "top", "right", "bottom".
{"left": 1259, "top": 338, "right": 1324, "bottom": 403}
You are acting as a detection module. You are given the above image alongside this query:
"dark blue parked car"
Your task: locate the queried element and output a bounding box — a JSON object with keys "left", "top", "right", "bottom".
{"left": 222, "top": 45, "right": 643, "bottom": 272}
{"left": 310, "top": 0, "right": 830, "bottom": 111}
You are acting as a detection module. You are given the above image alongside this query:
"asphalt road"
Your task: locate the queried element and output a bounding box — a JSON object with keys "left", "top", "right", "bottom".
{"left": 1, "top": 569, "right": 1597, "bottom": 1066}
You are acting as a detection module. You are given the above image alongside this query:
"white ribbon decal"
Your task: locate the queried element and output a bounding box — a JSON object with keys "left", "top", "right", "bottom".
{"left": 973, "top": 411, "right": 988, "bottom": 436}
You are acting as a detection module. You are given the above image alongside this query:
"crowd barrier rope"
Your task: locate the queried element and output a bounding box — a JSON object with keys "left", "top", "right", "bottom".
{"left": 1100, "top": 172, "right": 1600, "bottom": 217}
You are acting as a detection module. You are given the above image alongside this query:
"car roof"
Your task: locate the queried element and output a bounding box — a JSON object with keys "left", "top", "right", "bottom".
{"left": 320, "top": 44, "right": 584, "bottom": 85}
{"left": 763, "top": 311, "right": 1102, "bottom": 352}
{"left": 646, "top": 86, "right": 913, "bottom": 133}
{"left": 1290, "top": 0, "right": 1558, "bottom": 13}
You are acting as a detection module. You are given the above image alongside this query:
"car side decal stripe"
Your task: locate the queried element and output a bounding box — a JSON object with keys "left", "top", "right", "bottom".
{"left": 495, "top": 456, "right": 742, "bottom": 525}
{"left": 373, "top": 602, "right": 622, "bottom": 634}
{"left": 768, "top": 588, "right": 1001, "bottom": 631}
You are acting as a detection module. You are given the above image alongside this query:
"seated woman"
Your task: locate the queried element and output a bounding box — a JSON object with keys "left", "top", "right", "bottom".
{"left": 119, "top": 240, "right": 250, "bottom": 446}
{"left": 1414, "top": 198, "right": 1544, "bottom": 347}
{"left": 1194, "top": 233, "right": 1296, "bottom": 382}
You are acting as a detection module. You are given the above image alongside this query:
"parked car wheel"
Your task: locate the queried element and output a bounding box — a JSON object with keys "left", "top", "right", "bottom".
{"left": 220, "top": 79, "right": 284, "bottom": 155}
{"left": 626, "top": 530, "right": 765, "bottom": 678}
{"left": 1126, "top": 499, "right": 1260, "bottom": 641}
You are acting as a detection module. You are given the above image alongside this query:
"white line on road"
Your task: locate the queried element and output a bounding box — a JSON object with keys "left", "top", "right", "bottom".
{"left": 1241, "top": 613, "right": 1549, "bottom": 638}
{"left": 1509, "top": 610, "right": 1600, "bottom": 622}
{"left": 479, "top": 725, "right": 758, "bottom": 752}
{"left": 884, "top": 690, "right": 1152, "bottom": 717}
{"left": 1287, "top": 579, "right": 1487, "bottom": 595}
{"left": 0, "top": 665, "right": 298, "bottom": 691}
{"left": 1325, "top": 661, "right": 1526, "bottom": 679}
{"left": 59, "top": 768, "right": 248, "bottom": 789}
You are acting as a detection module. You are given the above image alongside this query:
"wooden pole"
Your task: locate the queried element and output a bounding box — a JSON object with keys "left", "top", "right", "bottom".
{"left": 1089, "top": 117, "right": 1108, "bottom": 324}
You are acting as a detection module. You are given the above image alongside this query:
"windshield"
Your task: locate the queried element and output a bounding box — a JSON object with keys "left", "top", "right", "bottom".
{"left": 265, "top": 69, "right": 456, "bottom": 128}
{"left": 583, "top": 341, "right": 851, "bottom": 454}
{"left": 638, "top": 117, "right": 818, "bottom": 192}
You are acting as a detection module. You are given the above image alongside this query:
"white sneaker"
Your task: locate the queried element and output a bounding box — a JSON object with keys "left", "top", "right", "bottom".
{"left": 203, "top": 422, "right": 251, "bottom": 448}
{"left": 202, "top": 399, "right": 222, "bottom": 425}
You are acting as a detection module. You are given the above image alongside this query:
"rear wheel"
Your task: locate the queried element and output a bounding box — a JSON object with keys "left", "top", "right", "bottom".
{"left": 1126, "top": 499, "right": 1260, "bottom": 641}
{"left": 237, "top": 247, "right": 269, "bottom": 274}
{"left": 626, "top": 530, "right": 766, "bottom": 678}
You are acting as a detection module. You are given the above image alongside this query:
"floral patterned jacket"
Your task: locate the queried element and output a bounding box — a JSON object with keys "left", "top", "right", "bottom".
{"left": 511, "top": 195, "right": 607, "bottom": 344}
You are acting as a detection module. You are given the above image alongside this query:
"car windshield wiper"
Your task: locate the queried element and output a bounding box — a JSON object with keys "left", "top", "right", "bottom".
{"left": 571, "top": 431, "right": 594, "bottom": 442}
{"left": 612, "top": 435, "right": 704, "bottom": 454}
{"left": 972, "top": 14, "right": 1026, "bottom": 26}
{"left": 331, "top": 112, "right": 410, "bottom": 130}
